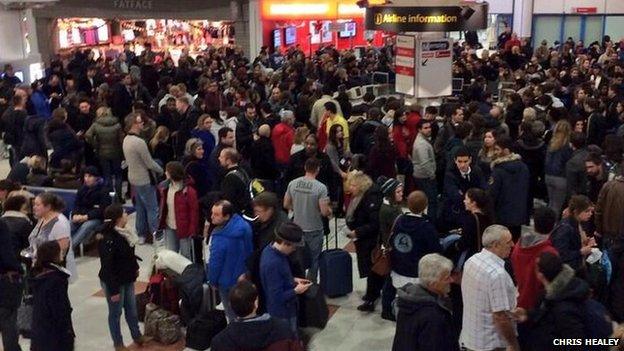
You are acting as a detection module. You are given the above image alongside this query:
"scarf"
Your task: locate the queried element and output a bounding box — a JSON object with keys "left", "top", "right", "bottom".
{"left": 115, "top": 226, "right": 139, "bottom": 247}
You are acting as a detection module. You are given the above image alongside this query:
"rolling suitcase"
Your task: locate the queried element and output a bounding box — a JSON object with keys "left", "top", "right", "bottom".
{"left": 319, "top": 218, "right": 353, "bottom": 297}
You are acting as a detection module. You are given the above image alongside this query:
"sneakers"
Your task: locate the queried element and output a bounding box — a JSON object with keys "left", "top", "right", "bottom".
{"left": 357, "top": 301, "right": 375, "bottom": 312}
{"left": 134, "top": 335, "right": 153, "bottom": 346}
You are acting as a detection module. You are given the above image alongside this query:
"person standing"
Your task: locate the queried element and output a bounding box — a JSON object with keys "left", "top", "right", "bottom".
{"left": 207, "top": 200, "right": 253, "bottom": 322}
{"left": 260, "top": 222, "right": 311, "bottom": 335}
{"left": 595, "top": 174, "right": 624, "bottom": 251}
{"left": 30, "top": 241, "right": 75, "bottom": 351}
{"left": 489, "top": 136, "right": 530, "bottom": 241}
{"left": 97, "top": 204, "right": 150, "bottom": 351}
{"left": 412, "top": 119, "right": 437, "bottom": 219}
{"left": 392, "top": 253, "right": 458, "bottom": 351}
{"left": 550, "top": 195, "right": 596, "bottom": 273}
{"left": 1, "top": 93, "right": 27, "bottom": 166}
{"left": 122, "top": 112, "right": 163, "bottom": 244}
{"left": 461, "top": 225, "right": 519, "bottom": 351}
{"left": 218, "top": 147, "right": 253, "bottom": 215}
{"left": 158, "top": 162, "right": 199, "bottom": 260}
{"left": 284, "top": 158, "right": 332, "bottom": 282}
{"left": 0, "top": 218, "right": 22, "bottom": 351}
{"left": 545, "top": 120, "right": 573, "bottom": 217}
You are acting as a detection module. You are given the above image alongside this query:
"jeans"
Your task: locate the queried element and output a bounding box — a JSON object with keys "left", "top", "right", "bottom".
{"left": 101, "top": 281, "right": 142, "bottom": 347}
{"left": 164, "top": 227, "right": 193, "bottom": 261}
{"left": 100, "top": 158, "right": 123, "bottom": 202}
{"left": 219, "top": 286, "right": 236, "bottom": 323}
{"left": 71, "top": 219, "right": 102, "bottom": 249}
{"left": 134, "top": 184, "right": 159, "bottom": 239}
{"left": 0, "top": 306, "right": 20, "bottom": 351}
{"left": 303, "top": 230, "right": 324, "bottom": 282}
{"left": 545, "top": 175, "right": 567, "bottom": 218}
{"left": 415, "top": 177, "right": 438, "bottom": 221}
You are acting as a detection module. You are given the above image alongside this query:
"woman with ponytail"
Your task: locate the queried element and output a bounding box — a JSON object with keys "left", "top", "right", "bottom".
{"left": 97, "top": 204, "right": 149, "bottom": 350}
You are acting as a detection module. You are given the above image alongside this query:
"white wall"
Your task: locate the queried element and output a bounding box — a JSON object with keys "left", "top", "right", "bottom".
{"left": 0, "top": 9, "right": 26, "bottom": 61}
{"left": 533, "top": 0, "right": 613, "bottom": 14}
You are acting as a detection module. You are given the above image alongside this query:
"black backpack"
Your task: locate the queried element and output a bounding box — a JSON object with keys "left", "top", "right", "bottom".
{"left": 185, "top": 309, "right": 227, "bottom": 351}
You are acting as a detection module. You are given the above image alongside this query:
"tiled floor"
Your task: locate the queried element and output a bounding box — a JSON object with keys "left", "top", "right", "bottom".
{"left": 0, "top": 159, "right": 396, "bottom": 351}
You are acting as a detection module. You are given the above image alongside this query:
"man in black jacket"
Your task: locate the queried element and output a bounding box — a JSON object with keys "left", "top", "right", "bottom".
{"left": 71, "top": 166, "right": 111, "bottom": 249}
{"left": 392, "top": 253, "right": 458, "bottom": 351}
{"left": 0, "top": 219, "right": 22, "bottom": 351}
{"left": 218, "top": 147, "right": 252, "bottom": 215}
{"left": 211, "top": 281, "right": 301, "bottom": 351}
{"left": 1, "top": 94, "right": 27, "bottom": 166}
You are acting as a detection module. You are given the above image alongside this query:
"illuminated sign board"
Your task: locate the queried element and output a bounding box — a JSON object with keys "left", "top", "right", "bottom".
{"left": 365, "top": 3, "right": 488, "bottom": 32}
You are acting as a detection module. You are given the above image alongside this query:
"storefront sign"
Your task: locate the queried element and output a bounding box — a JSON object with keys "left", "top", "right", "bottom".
{"left": 113, "top": 0, "right": 153, "bottom": 10}
{"left": 261, "top": 0, "right": 388, "bottom": 20}
{"left": 365, "top": 3, "right": 488, "bottom": 32}
{"left": 395, "top": 35, "right": 416, "bottom": 96}
{"left": 572, "top": 7, "right": 597, "bottom": 14}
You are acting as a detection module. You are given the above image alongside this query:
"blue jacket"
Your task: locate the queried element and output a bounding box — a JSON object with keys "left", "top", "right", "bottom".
{"left": 31, "top": 90, "right": 51, "bottom": 120}
{"left": 389, "top": 214, "right": 442, "bottom": 278}
{"left": 545, "top": 145, "right": 573, "bottom": 177}
{"left": 208, "top": 214, "right": 253, "bottom": 289}
{"left": 190, "top": 129, "right": 216, "bottom": 163}
{"left": 259, "top": 244, "right": 297, "bottom": 319}
{"left": 489, "top": 153, "right": 530, "bottom": 226}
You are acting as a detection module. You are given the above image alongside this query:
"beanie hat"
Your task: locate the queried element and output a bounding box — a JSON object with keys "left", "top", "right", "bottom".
{"left": 377, "top": 176, "right": 401, "bottom": 197}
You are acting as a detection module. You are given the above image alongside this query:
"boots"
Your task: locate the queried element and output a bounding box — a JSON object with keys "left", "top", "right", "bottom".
{"left": 357, "top": 300, "right": 375, "bottom": 312}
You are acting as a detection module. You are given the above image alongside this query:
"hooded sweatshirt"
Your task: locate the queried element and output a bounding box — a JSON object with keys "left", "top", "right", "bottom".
{"left": 392, "top": 283, "right": 459, "bottom": 351}
{"left": 389, "top": 214, "right": 442, "bottom": 278}
{"left": 208, "top": 214, "right": 253, "bottom": 289}
{"left": 510, "top": 230, "right": 558, "bottom": 309}
{"left": 210, "top": 313, "right": 301, "bottom": 351}
{"left": 489, "top": 153, "right": 530, "bottom": 226}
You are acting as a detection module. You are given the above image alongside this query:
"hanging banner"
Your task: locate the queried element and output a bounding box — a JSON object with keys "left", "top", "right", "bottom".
{"left": 365, "top": 2, "right": 488, "bottom": 32}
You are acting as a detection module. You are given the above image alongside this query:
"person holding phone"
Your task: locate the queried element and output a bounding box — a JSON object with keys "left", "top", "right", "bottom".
{"left": 260, "top": 222, "right": 311, "bottom": 335}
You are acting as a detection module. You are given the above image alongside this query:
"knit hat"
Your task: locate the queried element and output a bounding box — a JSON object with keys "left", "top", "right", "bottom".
{"left": 275, "top": 222, "right": 304, "bottom": 247}
{"left": 377, "top": 176, "right": 401, "bottom": 197}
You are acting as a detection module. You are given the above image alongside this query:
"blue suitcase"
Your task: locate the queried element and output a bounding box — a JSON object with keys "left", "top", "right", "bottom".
{"left": 319, "top": 218, "right": 353, "bottom": 297}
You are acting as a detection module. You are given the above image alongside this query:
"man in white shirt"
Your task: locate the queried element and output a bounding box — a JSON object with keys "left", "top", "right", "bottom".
{"left": 461, "top": 224, "right": 519, "bottom": 351}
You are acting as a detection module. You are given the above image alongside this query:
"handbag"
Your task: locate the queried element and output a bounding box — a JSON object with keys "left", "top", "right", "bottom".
{"left": 371, "top": 214, "right": 402, "bottom": 276}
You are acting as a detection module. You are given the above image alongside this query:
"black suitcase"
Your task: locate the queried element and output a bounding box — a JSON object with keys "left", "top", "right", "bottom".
{"left": 319, "top": 218, "right": 353, "bottom": 297}
{"left": 297, "top": 283, "right": 329, "bottom": 329}
{"left": 185, "top": 309, "right": 227, "bottom": 350}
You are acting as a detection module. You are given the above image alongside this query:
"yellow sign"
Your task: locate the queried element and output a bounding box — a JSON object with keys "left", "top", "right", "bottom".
{"left": 374, "top": 13, "right": 458, "bottom": 25}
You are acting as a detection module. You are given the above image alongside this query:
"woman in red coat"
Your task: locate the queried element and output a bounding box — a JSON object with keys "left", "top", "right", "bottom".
{"left": 158, "top": 161, "right": 199, "bottom": 260}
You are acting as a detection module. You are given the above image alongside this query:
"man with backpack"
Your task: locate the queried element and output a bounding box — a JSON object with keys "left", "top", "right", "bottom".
{"left": 514, "top": 252, "right": 612, "bottom": 349}
{"left": 218, "top": 147, "right": 252, "bottom": 215}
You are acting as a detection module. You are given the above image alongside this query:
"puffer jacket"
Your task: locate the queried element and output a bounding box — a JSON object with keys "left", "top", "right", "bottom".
{"left": 489, "top": 153, "right": 530, "bottom": 226}
{"left": 208, "top": 214, "right": 253, "bottom": 289}
{"left": 85, "top": 115, "right": 124, "bottom": 160}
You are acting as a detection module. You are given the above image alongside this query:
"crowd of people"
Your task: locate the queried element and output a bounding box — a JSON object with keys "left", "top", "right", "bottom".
{"left": 1, "top": 25, "right": 624, "bottom": 350}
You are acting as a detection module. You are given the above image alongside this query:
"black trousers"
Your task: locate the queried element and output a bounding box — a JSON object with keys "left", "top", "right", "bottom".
{"left": 363, "top": 272, "right": 386, "bottom": 302}
{"left": 0, "top": 306, "right": 20, "bottom": 351}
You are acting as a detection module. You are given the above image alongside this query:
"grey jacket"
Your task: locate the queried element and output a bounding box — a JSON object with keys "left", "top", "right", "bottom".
{"left": 85, "top": 115, "right": 124, "bottom": 160}
{"left": 412, "top": 133, "right": 436, "bottom": 179}
{"left": 122, "top": 134, "right": 163, "bottom": 186}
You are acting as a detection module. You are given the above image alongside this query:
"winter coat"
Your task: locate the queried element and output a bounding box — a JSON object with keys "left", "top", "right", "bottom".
{"left": 158, "top": 179, "right": 199, "bottom": 238}
{"left": 85, "top": 115, "right": 124, "bottom": 160}
{"left": 511, "top": 231, "right": 558, "bottom": 310}
{"left": 524, "top": 265, "right": 588, "bottom": 351}
{"left": 53, "top": 173, "right": 82, "bottom": 189}
{"left": 47, "top": 122, "right": 81, "bottom": 168}
{"left": 595, "top": 176, "right": 624, "bottom": 241}
{"left": 97, "top": 226, "right": 140, "bottom": 296}
{"left": 260, "top": 244, "right": 297, "bottom": 319}
{"left": 545, "top": 145, "right": 573, "bottom": 177}
{"left": 73, "top": 180, "right": 111, "bottom": 220}
{"left": 1, "top": 107, "right": 26, "bottom": 148}
{"left": 351, "top": 119, "right": 382, "bottom": 155}
{"left": 236, "top": 115, "right": 262, "bottom": 160}
{"left": 221, "top": 166, "right": 253, "bottom": 215}
{"left": 392, "top": 283, "right": 459, "bottom": 351}
{"left": 184, "top": 157, "right": 213, "bottom": 199}
{"left": 208, "top": 214, "right": 253, "bottom": 289}
{"left": 551, "top": 218, "right": 584, "bottom": 271}
{"left": 389, "top": 214, "right": 442, "bottom": 278}
{"left": 379, "top": 200, "right": 403, "bottom": 246}
{"left": 515, "top": 137, "right": 546, "bottom": 198}
{"left": 251, "top": 136, "right": 279, "bottom": 180}
{"left": 0, "top": 211, "right": 33, "bottom": 259}
{"left": 441, "top": 166, "right": 486, "bottom": 228}
{"left": 456, "top": 212, "right": 493, "bottom": 260}
{"left": 191, "top": 128, "right": 216, "bottom": 164}
{"left": 30, "top": 264, "right": 75, "bottom": 351}
{"left": 347, "top": 185, "right": 383, "bottom": 278}
{"left": 489, "top": 153, "right": 530, "bottom": 226}
{"left": 21, "top": 115, "right": 47, "bottom": 158}
{"left": 31, "top": 90, "right": 51, "bottom": 119}
{"left": 211, "top": 314, "right": 302, "bottom": 351}
{"left": 367, "top": 145, "right": 397, "bottom": 180}
{"left": 272, "top": 122, "right": 295, "bottom": 165}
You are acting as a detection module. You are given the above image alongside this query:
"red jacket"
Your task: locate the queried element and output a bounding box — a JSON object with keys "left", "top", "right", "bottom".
{"left": 158, "top": 179, "right": 199, "bottom": 239}
{"left": 510, "top": 236, "right": 558, "bottom": 310}
{"left": 504, "top": 38, "right": 522, "bottom": 52}
{"left": 272, "top": 122, "right": 295, "bottom": 165}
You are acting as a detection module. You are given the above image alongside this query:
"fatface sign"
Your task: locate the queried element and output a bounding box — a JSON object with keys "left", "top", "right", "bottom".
{"left": 365, "top": 3, "right": 488, "bottom": 32}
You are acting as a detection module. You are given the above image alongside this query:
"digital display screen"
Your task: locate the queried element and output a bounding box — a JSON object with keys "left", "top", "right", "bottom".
{"left": 285, "top": 26, "right": 296, "bottom": 45}
{"left": 273, "top": 28, "right": 282, "bottom": 48}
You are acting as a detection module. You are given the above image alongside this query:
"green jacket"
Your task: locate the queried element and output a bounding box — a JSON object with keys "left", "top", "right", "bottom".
{"left": 379, "top": 200, "right": 402, "bottom": 246}
{"left": 85, "top": 115, "right": 124, "bottom": 160}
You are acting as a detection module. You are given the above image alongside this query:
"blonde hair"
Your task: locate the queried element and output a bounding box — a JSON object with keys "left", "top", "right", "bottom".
{"left": 196, "top": 114, "right": 212, "bottom": 130}
{"left": 96, "top": 106, "right": 112, "bottom": 119}
{"left": 294, "top": 126, "right": 310, "bottom": 144}
{"left": 149, "top": 126, "right": 170, "bottom": 151}
{"left": 346, "top": 170, "right": 373, "bottom": 195}
{"left": 522, "top": 107, "right": 537, "bottom": 122}
{"left": 548, "top": 120, "right": 571, "bottom": 152}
